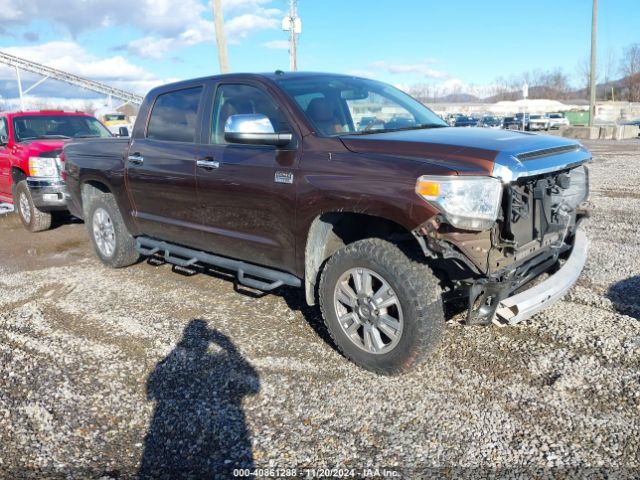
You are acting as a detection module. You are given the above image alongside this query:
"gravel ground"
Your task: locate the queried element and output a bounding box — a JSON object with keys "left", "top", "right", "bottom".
{"left": 0, "top": 139, "right": 638, "bottom": 479}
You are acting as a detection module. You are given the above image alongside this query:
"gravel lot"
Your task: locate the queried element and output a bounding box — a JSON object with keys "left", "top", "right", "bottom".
{"left": 0, "top": 139, "right": 638, "bottom": 479}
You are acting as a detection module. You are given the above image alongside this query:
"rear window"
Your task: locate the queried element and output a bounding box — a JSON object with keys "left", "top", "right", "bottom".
{"left": 147, "top": 87, "right": 203, "bottom": 143}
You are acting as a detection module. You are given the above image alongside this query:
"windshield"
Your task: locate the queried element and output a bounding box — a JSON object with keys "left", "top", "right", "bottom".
{"left": 276, "top": 75, "right": 447, "bottom": 136}
{"left": 12, "top": 115, "right": 112, "bottom": 142}
{"left": 104, "top": 114, "right": 126, "bottom": 121}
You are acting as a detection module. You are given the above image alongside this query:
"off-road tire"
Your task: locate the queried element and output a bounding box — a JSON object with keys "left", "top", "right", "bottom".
{"left": 14, "top": 180, "right": 52, "bottom": 232}
{"left": 319, "top": 238, "right": 444, "bottom": 375}
{"left": 86, "top": 193, "right": 140, "bottom": 268}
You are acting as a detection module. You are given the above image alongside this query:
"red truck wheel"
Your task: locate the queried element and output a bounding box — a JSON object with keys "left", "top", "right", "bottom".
{"left": 86, "top": 193, "right": 140, "bottom": 268}
{"left": 14, "top": 180, "right": 52, "bottom": 232}
{"left": 319, "top": 238, "right": 444, "bottom": 375}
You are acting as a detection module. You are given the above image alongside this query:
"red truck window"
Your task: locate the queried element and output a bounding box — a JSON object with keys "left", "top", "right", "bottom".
{"left": 0, "top": 118, "right": 7, "bottom": 142}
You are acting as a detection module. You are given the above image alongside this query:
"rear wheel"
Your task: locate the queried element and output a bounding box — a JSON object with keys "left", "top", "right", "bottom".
{"left": 14, "top": 180, "right": 52, "bottom": 232}
{"left": 86, "top": 193, "right": 139, "bottom": 268}
{"left": 319, "top": 239, "right": 444, "bottom": 375}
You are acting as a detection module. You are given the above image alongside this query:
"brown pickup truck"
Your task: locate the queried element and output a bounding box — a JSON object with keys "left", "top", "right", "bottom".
{"left": 63, "top": 72, "right": 590, "bottom": 374}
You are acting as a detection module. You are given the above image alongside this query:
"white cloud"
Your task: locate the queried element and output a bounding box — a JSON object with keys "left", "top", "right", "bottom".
{"left": 262, "top": 40, "right": 289, "bottom": 50}
{"left": 369, "top": 60, "right": 449, "bottom": 80}
{"left": 0, "top": 0, "right": 284, "bottom": 59}
{"left": 0, "top": 0, "right": 208, "bottom": 36}
{"left": 347, "top": 69, "right": 377, "bottom": 79}
{"left": 223, "top": 13, "right": 280, "bottom": 43}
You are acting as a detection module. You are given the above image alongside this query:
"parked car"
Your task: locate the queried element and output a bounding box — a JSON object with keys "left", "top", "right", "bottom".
{"left": 63, "top": 72, "right": 590, "bottom": 374}
{"left": 622, "top": 119, "right": 640, "bottom": 136}
{"left": 546, "top": 112, "right": 570, "bottom": 129}
{"left": 528, "top": 114, "right": 551, "bottom": 131}
{"left": 446, "top": 113, "right": 463, "bottom": 126}
{"left": 478, "top": 115, "right": 502, "bottom": 128}
{"left": 502, "top": 116, "right": 519, "bottom": 130}
{"left": 94, "top": 108, "right": 132, "bottom": 137}
{"left": 0, "top": 110, "right": 112, "bottom": 231}
{"left": 357, "top": 116, "right": 376, "bottom": 130}
{"left": 453, "top": 115, "right": 478, "bottom": 127}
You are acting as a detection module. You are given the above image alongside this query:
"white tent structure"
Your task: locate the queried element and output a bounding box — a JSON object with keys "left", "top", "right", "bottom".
{"left": 486, "top": 99, "right": 586, "bottom": 116}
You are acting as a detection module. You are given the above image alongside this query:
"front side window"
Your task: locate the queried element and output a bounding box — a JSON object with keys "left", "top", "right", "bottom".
{"left": 210, "top": 84, "right": 287, "bottom": 144}
{"left": 12, "top": 115, "right": 112, "bottom": 142}
{"left": 0, "top": 118, "right": 7, "bottom": 142}
{"left": 147, "top": 86, "right": 203, "bottom": 143}
{"left": 276, "top": 75, "right": 447, "bottom": 136}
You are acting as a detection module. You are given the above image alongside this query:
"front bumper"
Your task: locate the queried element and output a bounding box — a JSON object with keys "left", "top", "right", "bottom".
{"left": 26, "top": 177, "right": 69, "bottom": 210}
{"left": 494, "top": 229, "right": 588, "bottom": 325}
{"left": 529, "top": 123, "right": 549, "bottom": 130}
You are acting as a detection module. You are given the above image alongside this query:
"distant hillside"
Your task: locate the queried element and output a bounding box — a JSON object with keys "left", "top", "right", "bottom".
{"left": 422, "top": 73, "right": 639, "bottom": 104}
{"left": 438, "top": 93, "right": 482, "bottom": 103}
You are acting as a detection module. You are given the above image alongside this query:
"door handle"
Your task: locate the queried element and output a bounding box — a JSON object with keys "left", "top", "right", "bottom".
{"left": 196, "top": 158, "right": 220, "bottom": 170}
{"left": 128, "top": 154, "right": 144, "bottom": 165}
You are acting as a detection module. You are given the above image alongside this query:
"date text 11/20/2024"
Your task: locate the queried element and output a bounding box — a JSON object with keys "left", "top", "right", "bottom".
{"left": 232, "top": 467, "right": 401, "bottom": 478}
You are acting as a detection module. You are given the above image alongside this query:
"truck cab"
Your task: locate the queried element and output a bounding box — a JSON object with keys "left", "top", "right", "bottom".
{"left": 0, "top": 110, "right": 112, "bottom": 231}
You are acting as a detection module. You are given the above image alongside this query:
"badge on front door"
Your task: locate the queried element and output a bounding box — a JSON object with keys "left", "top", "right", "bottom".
{"left": 274, "top": 171, "right": 294, "bottom": 184}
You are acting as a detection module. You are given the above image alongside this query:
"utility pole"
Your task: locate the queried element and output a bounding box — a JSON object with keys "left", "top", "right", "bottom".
{"left": 588, "top": 0, "right": 597, "bottom": 127}
{"left": 213, "top": 0, "right": 229, "bottom": 73}
{"left": 284, "top": 0, "right": 301, "bottom": 71}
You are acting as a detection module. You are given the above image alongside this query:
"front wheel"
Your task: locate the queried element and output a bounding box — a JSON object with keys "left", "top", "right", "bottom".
{"left": 86, "top": 193, "right": 140, "bottom": 268}
{"left": 14, "top": 180, "right": 52, "bottom": 232}
{"left": 319, "top": 239, "right": 444, "bottom": 375}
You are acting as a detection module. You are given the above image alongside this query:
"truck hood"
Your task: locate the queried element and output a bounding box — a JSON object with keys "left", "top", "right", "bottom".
{"left": 340, "top": 127, "right": 589, "bottom": 179}
{"left": 20, "top": 138, "right": 66, "bottom": 156}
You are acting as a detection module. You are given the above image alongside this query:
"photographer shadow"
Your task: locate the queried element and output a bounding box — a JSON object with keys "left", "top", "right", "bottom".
{"left": 138, "top": 319, "right": 260, "bottom": 479}
{"left": 607, "top": 275, "right": 640, "bottom": 320}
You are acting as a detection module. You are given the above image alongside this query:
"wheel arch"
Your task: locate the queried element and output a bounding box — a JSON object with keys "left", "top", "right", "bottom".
{"left": 81, "top": 180, "right": 112, "bottom": 218}
{"left": 304, "top": 212, "right": 421, "bottom": 306}
{"left": 10, "top": 167, "right": 27, "bottom": 192}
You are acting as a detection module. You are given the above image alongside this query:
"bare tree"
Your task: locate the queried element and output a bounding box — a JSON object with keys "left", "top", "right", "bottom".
{"left": 575, "top": 57, "right": 595, "bottom": 99}
{"left": 602, "top": 48, "right": 617, "bottom": 100}
{"left": 541, "top": 69, "right": 571, "bottom": 99}
{"left": 620, "top": 43, "right": 640, "bottom": 102}
{"left": 409, "top": 83, "right": 432, "bottom": 104}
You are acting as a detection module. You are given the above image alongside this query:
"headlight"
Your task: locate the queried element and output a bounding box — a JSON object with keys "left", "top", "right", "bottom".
{"left": 28, "top": 156, "right": 58, "bottom": 178}
{"left": 416, "top": 175, "right": 503, "bottom": 230}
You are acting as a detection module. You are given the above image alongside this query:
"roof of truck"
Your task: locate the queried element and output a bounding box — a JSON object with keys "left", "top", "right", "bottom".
{"left": 2, "top": 110, "right": 93, "bottom": 118}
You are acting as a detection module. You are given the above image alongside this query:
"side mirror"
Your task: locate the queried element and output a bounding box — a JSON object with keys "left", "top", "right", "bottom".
{"left": 0, "top": 135, "right": 7, "bottom": 146}
{"left": 224, "top": 114, "right": 292, "bottom": 147}
{"left": 118, "top": 126, "right": 130, "bottom": 137}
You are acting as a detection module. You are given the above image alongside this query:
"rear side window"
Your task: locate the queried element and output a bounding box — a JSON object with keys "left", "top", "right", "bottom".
{"left": 147, "top": 86, "right": 203, "bottom": 142}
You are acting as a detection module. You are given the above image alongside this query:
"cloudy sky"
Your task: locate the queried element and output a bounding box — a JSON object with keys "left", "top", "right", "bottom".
{"left": 0, "top": 0, "right": 638, "bottom": 105}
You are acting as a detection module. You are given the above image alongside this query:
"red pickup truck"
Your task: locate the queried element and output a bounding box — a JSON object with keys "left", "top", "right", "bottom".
{"left": 0, "top": 110, "right": 112, "bottom": 231}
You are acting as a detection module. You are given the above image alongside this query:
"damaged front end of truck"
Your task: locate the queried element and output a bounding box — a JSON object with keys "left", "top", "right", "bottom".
{"left": 413, "top": 143, "right": 591, "bottom": 326}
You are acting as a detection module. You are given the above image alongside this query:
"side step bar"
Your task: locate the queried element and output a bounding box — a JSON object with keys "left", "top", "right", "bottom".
{"left": 135, "top": 236, "right": 301, "bottom": 292}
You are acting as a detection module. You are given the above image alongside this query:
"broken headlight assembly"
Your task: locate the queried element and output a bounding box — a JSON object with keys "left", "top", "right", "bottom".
{"left": 416, "top": 175, "right": 503, "bottom": 231}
